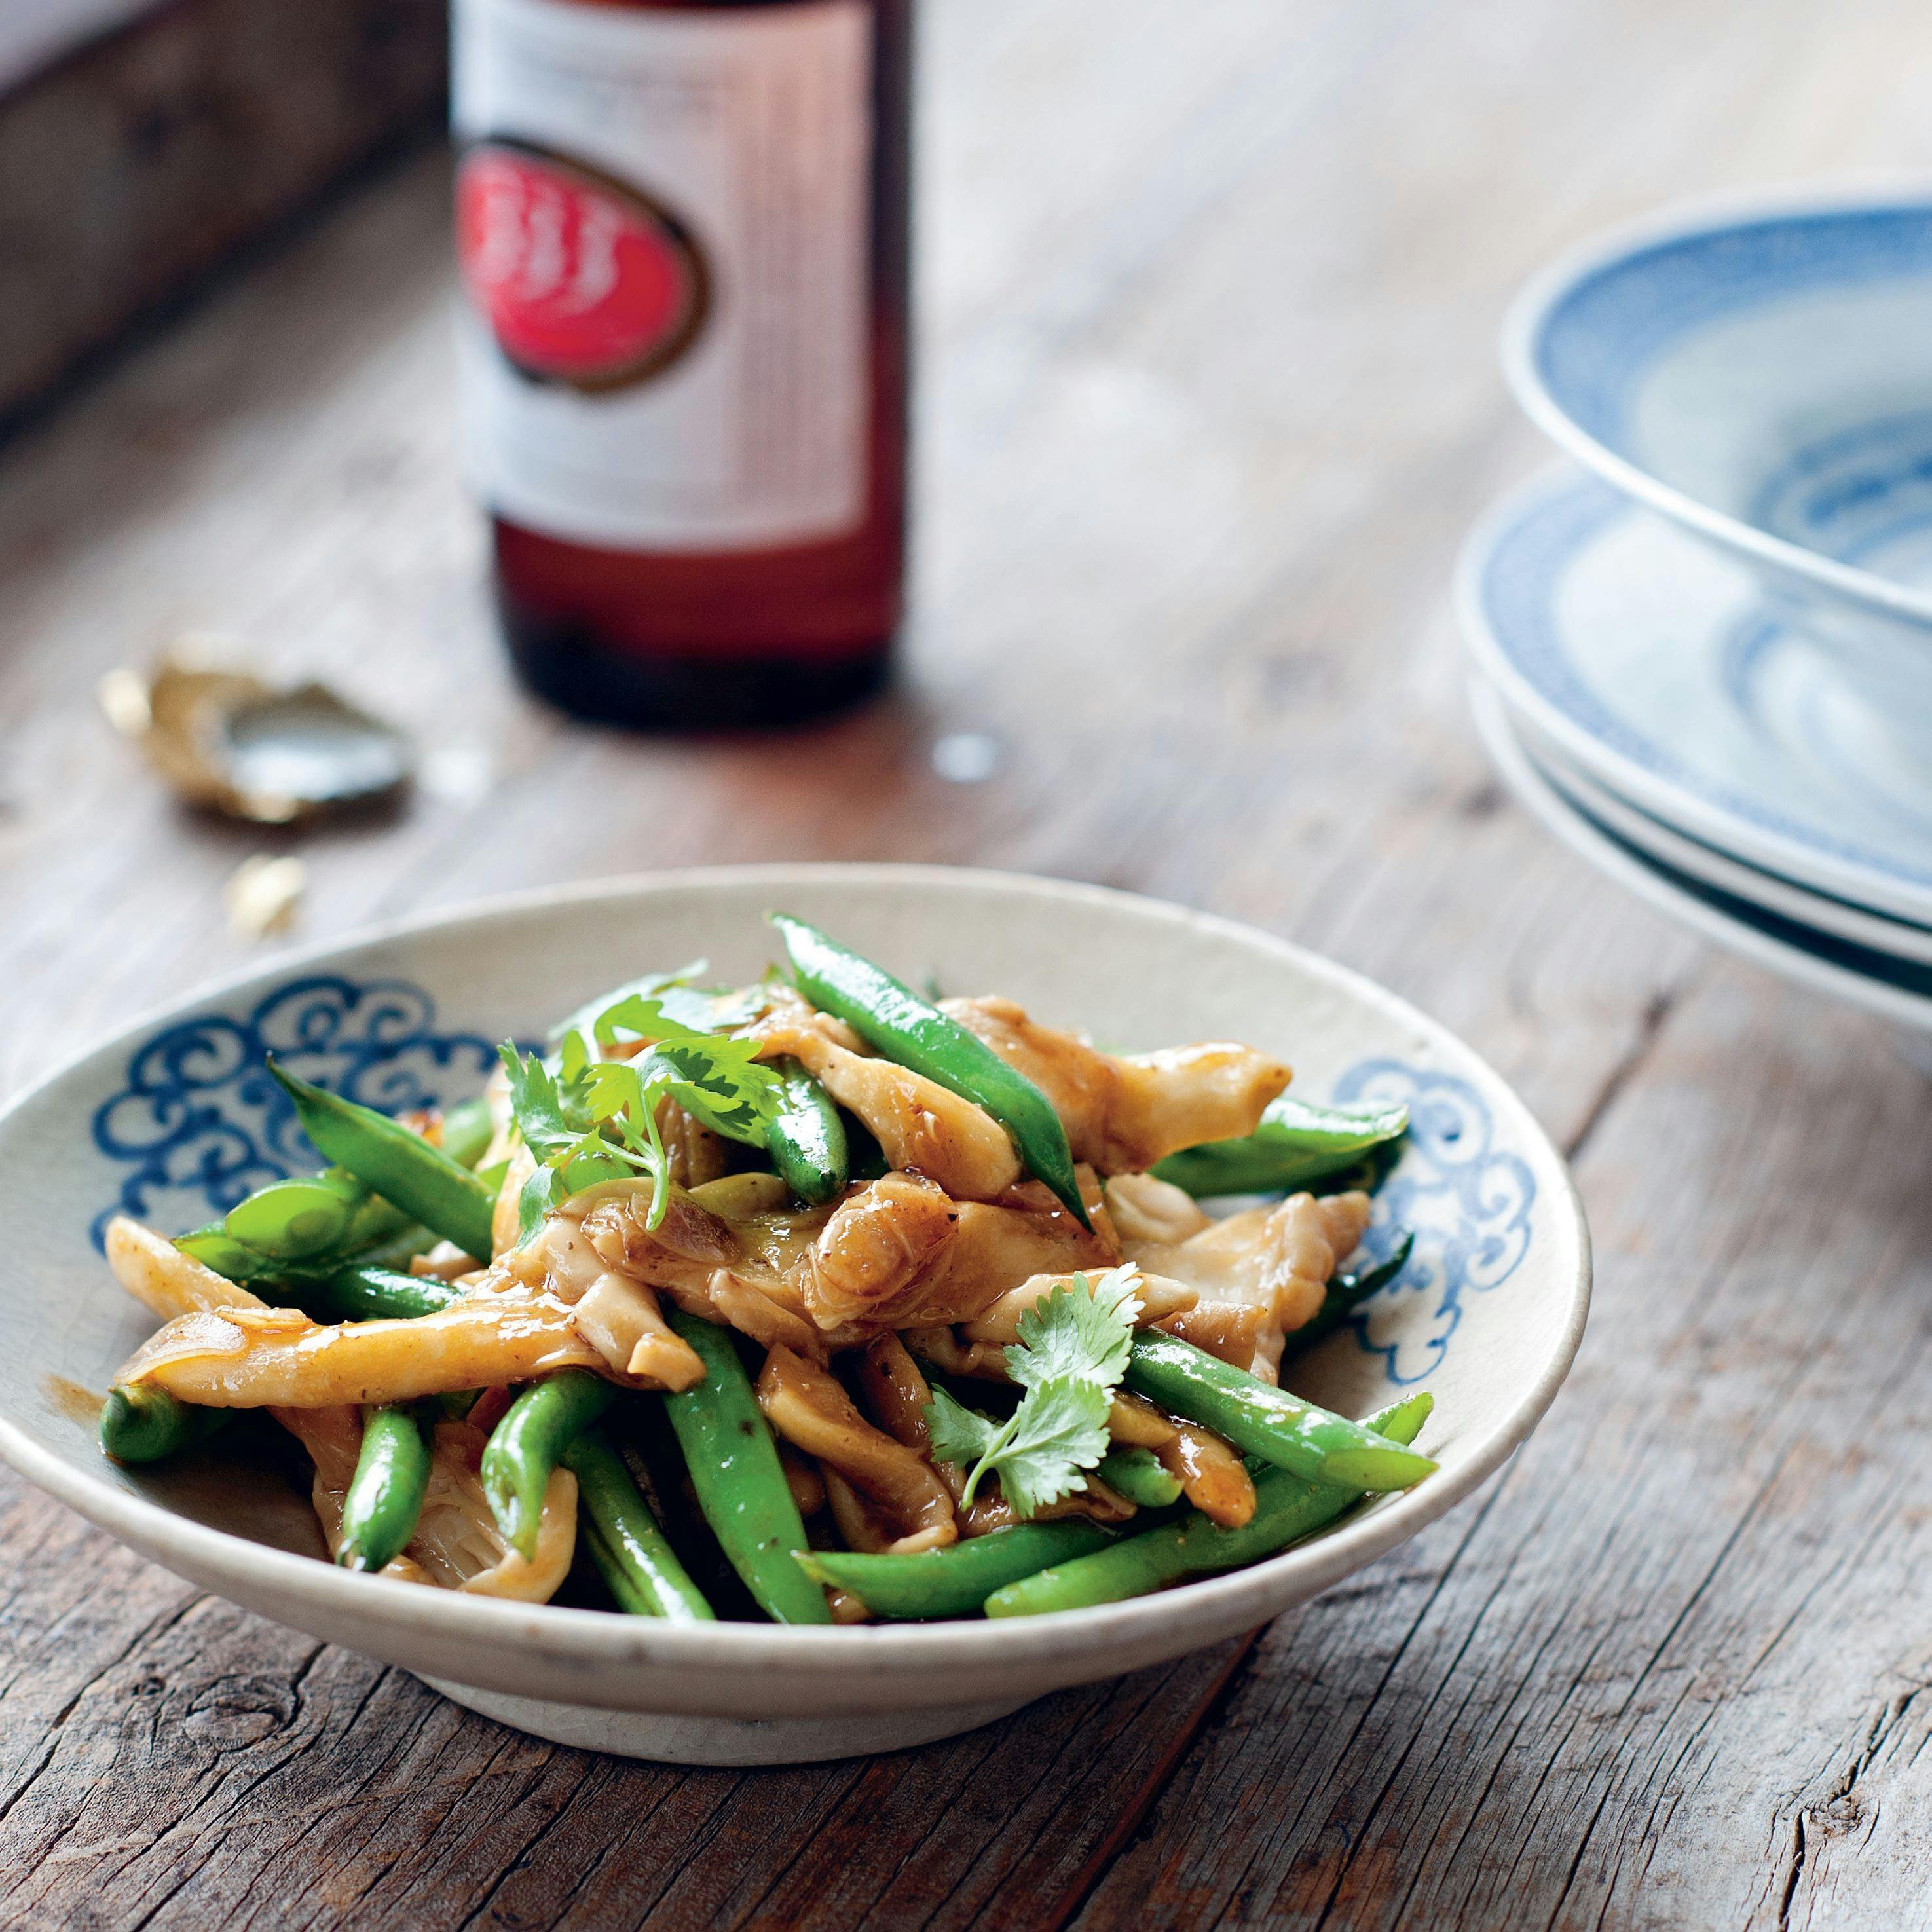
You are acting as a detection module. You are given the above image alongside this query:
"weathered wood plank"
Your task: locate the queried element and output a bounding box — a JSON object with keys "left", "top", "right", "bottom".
{"left": 0, "top": 1521, "right": 1250, "bottom": 1932}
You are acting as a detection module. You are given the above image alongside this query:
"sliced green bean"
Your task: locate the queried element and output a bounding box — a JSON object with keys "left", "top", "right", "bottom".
{"left": 1096, "top": 1445, "right": 1183, "bottom": 1508}
{"left": 769, "top": 913, "right": 1090, "bottom": 1227}
{"left": 677, "top": 1049, "right": 848, "bottom": 1208}
{"left": 766, "top": 1058, "right": 849, "bottom": 1205}
{"left": 99, "top": 1384, "right": 228, "bottom": 1464}
{"left": 338, "top": 1402, "right": 434, "bottom": 1572}
{"left": 176, "top": 1225, "right": 322, "bottom": 1285}
{"left": 795, "top": 1518, "right": 1117, "bottom": 1621}
{"left": 174, "top": 1214, "right": 422, "bottom": 1294}
{"left": 483, "top": 1369, "right": 616, "bottom": 1561}
{"left": 179, "top": 1100, "right": 493, "bottom": 1288}
{"left": 222, "top": 1170, "right": 407, "bottom": 1261}
{"left": 563, "top": 1429, "right": 714, "bottom": 1621}
{"left": 986, "top": 1393, "right": 1433, "bottom": 1618}
{"left": 659, "top": 1308, "right": 831, "bottom": 1624}
{"left": 1282, "top": 1231, "right": 1416, "bottom": 1362}
{"left": 269, "top": 1061, "right": 498, "bottom": 1263}
{"left": 1153, "top": 1095, "right": 1409, "bottom": 1198}
{"left": 320, "top": 1265, "right": 461, "bottom": 1322}
{"left": 1124, "top": 1331, "right": 1436, "bottom": 1491}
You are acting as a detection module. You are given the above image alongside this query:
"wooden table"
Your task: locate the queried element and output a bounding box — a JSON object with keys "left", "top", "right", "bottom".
{"left": 7, "top": 2, "right": 1932, "bottom": 1923}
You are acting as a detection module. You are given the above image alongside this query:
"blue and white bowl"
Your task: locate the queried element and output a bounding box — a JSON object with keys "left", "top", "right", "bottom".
{"left": 1506, "top": 187, "right": 1932, "bottom": 754}
{"left": 1471, "top": 681, "right": 1932, "bottom": 1039}
{"left": 0, "top": 867, "right": 1589, "bottom": 1764}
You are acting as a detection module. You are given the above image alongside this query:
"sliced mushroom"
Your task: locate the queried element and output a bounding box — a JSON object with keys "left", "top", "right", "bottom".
{"left": 755, "top": 1346, "right": 956, "bottom": 1553}
{"left": 940, "top": 995, "right": 1291, "bottom": 1172}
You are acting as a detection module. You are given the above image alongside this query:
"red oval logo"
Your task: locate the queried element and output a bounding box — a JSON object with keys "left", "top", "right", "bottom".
{"left": 456, "top": 142, "right": 709, "bottom": 392}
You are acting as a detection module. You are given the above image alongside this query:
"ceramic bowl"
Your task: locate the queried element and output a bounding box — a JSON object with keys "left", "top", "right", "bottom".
{"left": 1458, "top": 466, "right": 1932, "bottom": 929}
{"left": 1505, "top": 187, "right": 1932, "bottom": 756}
{"left": 1471, "top": 681, "right": 1932, "bottom": 1037}
{"left": 0, "top": 866, "right": 1589, "bottom": 1766}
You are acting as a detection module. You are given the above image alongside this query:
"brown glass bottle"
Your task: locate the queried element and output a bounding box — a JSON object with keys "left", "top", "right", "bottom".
{"left": 452, "top": 0, "right": 911, "bottom": 728}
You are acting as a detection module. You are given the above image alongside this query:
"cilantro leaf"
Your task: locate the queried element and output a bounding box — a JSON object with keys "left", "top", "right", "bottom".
{"left": 591, "top": 993, "right": 711, "bottom": 1049}
{"left": 549, "top": 963, "right": 707, "bottom": 1046}
{"left": 641, "top": 1035, "right": 781, "bottom": 1143}
{"left": 923, "top": 1385, "right": 1003, "bottom": 1470}
{"left": 497, "top": 1013, "right": 785, "bottom": 1241}
{"left": 922, "top": 1267, "right": 1142, "bottom": 1517}
{"left": 1007, "top": 1264, "right": 1142, "bottom": 1394}
{"left": 515, "top": 1161, "right": 565, "bottom": 1246}
{"left": 921, "top": 1376, "right": 1111, "bottom": 1514}
{"left": 497, "top": 1045, "right": 591, "bottom": 1162}
{"left": 988, "top": 1377, "right": 1112, "bottom": 1518}
{"left": 591, "top": 983, "right": 766, "bottom": 1046}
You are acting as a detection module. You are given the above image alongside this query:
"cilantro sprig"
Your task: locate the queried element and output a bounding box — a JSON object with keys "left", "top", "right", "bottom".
{"left": 500, "top": 986, "right": 783, "bottom": 1241}
{"left": 923, "top": 1265, "right": 1143, "bottom": 1519}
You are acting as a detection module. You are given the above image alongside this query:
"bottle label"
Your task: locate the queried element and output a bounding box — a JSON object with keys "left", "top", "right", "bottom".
{"left": 451, "top": 0, "right": 872, "bottom": 552}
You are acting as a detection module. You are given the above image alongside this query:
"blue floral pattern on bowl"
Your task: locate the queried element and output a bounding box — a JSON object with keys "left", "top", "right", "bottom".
{"left": 90, "top": 975, "right": 501, "bottom": 1250}
{"left": 1332, "top": 1058, "right": 1537, "bottom": 1383}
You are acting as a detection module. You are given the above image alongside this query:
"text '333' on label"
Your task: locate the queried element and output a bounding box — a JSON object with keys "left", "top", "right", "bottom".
{"left": 451, "top": 0, "right": 873, "bottom": 553}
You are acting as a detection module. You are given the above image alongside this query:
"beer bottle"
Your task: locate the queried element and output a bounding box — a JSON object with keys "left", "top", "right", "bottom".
{"left": 451, "top": 0, "right": 911, "bottom": 726}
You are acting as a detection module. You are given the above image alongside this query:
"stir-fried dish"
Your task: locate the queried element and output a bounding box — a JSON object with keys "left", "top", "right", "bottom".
{"left": 97, "top": 916, "right": 1432, "bottom": 1624}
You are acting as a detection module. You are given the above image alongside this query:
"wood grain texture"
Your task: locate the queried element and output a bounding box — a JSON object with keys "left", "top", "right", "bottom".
{"left": 3, "top": 0, "right": 1932, "bottom": 1925}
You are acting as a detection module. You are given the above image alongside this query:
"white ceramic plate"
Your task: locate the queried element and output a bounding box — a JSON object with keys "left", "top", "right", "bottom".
{"left": 1504, "top": 185, "right": 1932, "bottom": 752}
{"left": 0, "top": 866, "right": 1589, "bottom": 1765}
{"left": 1472, "top": 682, "right": 1932, "bottom": 1034}
{"left": 1458, "top": 466, "right": 1932, "bottom": 928}
{"left": 1514, "top": 714, "right": 1932, "bottom": 967}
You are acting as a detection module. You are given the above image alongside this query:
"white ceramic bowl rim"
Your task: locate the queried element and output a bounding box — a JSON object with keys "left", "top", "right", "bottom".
{"left": 1527, "top": 720, "right": 1932, "bottom": 963}
{"left": 1503, "top": 177, "right": 1932, "bottom": 630}
{"left": 0, "top": 864, "right": 1589, "bottom": 1680}
{"left": 1471, "top": 684, "right": 1932, "bottom": 1032}
{"left": 1455, "top": 464, "right": 1932, "bottom": 925}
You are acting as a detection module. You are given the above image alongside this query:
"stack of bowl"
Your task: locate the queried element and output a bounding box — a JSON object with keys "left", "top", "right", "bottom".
{"left": 1460, "top": 189, "right": 1932, "bottom": 1037}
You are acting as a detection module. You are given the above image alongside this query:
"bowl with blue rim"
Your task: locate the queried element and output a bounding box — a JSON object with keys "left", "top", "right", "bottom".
{"left": 1506, "top": 185, "right": 1932, "bottom": 759}
{"left": 0, "top": 866, "right": 1589, "bottom": 1766}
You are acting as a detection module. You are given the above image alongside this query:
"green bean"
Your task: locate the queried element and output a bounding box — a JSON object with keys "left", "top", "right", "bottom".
{"left": 1281, "top": 1231, "right": 1415, "bottom": 1362}
{"left": 221, "top": 1170, "right": 407, "bottom": 1261}
{"left": 1153, "top": 1095, "right": 1409, "bottom": 1198}
{"left": 563, "top": 1429, "right": 714, "bottom": 1621}
{"left": 179, "top": 1100, "right": 494, "bottom": 1289}
{"left": 98, "top": 1384, "right": 228, "bottom": 1464}
{"left": 1096, "top": 1445, "right": 1183, "bottom": 1508}
{"left": 483, "top": 1369, "right": 616, "bottom": 1561}
{"left": 321, "top": 1265, "right": 461, "bottom": 1322}
{"left": 986, "top": 1393, "right": 1433, "bottom": 1618}
{"left": 173, "top": 1214, "right": 426, "bottom": 1295}
{"left": 437, "top": 1096, "right": 496, "bottom": 1170}
{"left": 1123, "top": 1331, "right": 1436, "bottom": 1491}
{"left": 794, "top": 1519, "right": 1117, "bottom": 1621}
{"left": 269, "top": 1061, "right": 498, "bottom": 1263}
{"left": 339, "top": 1221, "right": 443, "bottom": 1273}
{"left": 337, "top": 1402, "right": 434, "bottom": 1572}
{"left": 766, "top": 1058, "right": 849, "bottom": 1204}
{"left": 769, "top": 913, "right": 1090, "bottom": 1227}
{"left": 174, "top": 1229, "right": 293, "bottom": 1290}
{"left": 659, "top": 1307, "right": 831, "bottom": 1624}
